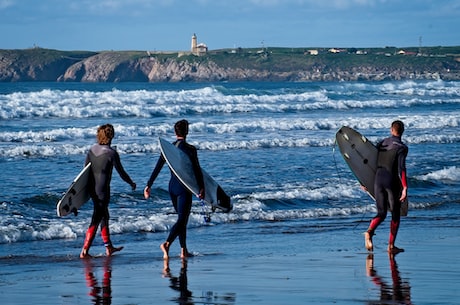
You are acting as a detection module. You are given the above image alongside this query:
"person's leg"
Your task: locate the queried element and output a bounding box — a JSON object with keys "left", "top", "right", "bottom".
{"left": 388, "top": 192, "right": 403, "bottom": 253}
{"left": 177, "top": 193, "right": 192, "bottom": 257}
{"left": 161, "top": 191, "right": 179, "bottom": 259}
{"left": 366, "top": 174, "right": 389, "bottom": 251}
{"left": 100, "top": 205, "right": 123, "bottom": 256}
{"left": 81, "top": 202, "right": 103, "bottom": 258}
{"left": 81, "top": 225, "right": 97, "bottom": 258}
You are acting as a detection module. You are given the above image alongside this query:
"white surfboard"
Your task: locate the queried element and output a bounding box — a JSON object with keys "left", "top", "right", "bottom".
{"left": 159, "top": 138, "right": 232, "bottom": 212}
{"left": 335, "top": 126, "right": 408, "bottom": 216}
{"left": 57, "top": 162, "right": 92, "bottom": 217}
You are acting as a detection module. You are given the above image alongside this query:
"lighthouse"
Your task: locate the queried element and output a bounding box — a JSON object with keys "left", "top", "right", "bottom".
{"left": 191, "top": 33, "right": 197, "bottom": 54}
{"left": 191, "top": 33, "right": 207, "bottom": 56}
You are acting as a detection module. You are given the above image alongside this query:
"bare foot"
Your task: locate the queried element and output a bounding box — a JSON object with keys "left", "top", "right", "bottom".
{"left": 106, "top": 245, "right": 124, "bottom": 256}
{"left": 181, "top": 248, "right": 193, "bottom": 259}
{"left": 364, "top": 231, "right": 373, "bottom": 252}
{"left": 160, "top": 242, "right": 170, "bottom": 259}
{"left": 80, "top": 249, "right": 92, "bottom": 259}
{"left": 388, "top": 245, "right": 404, "bottom": 254}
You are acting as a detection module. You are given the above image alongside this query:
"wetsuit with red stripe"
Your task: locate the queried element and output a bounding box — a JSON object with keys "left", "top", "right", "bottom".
{"left": 83, "top": 143, "right": 135, "bottom": 249}
{"left": 368, "top": 135, "right": 408, "bottom": 244}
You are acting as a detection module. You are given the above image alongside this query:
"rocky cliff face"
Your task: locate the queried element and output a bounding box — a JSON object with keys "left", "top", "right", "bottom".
{"left": 59, "top": 55, "right": 276, "bottom": 82}
{"left": 1, "top": 49, "right": 459, "bottom": 82}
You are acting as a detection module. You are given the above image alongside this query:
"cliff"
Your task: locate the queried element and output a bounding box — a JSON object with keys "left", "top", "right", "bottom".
{"left": 1, "top": 47, "right": 460, "bottom": 82}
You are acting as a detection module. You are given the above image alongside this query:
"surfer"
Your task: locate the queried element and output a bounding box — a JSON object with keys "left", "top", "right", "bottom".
{"left": 144, "top": 119, "right": 205, "bottom": 259}
{"left": 80, "top": 124, "right": 137, "bottom": 259}
{"left": 364, "top": 120, "right": 408, "bottom": 254}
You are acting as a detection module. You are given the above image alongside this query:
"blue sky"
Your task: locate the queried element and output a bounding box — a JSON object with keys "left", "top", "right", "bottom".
{"left": 1, "top": 0, "right": 459, "bottom": 51}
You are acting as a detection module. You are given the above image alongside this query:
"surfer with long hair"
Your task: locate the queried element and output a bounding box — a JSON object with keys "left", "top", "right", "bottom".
{"left": 80, "top": 124, "right": 136, "bottom": 259}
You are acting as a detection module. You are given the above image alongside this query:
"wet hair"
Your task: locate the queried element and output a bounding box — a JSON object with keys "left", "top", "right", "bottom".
{"left": 391, "top": 120, "right": 405, "bottom": 136}
{"left": 97, "top": 124, "right": 115, "bottom": 145}
{"left": 174, "top": 119, "right": 189, "bottom": 138}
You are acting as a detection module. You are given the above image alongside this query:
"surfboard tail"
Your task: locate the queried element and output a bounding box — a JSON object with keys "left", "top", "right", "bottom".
{"left": 217, "top": 186, "right": 232, "bottom": 213}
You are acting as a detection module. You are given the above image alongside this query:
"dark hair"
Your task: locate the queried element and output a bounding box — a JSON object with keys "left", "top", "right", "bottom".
{"left": 97, "top": 124, "right": 115, "bottom": 145}
{"left": 391, "top": 120, "right": 405, "bottom": 136}
{"left": 174, "top": 119, "right": 189, "bottom": 137}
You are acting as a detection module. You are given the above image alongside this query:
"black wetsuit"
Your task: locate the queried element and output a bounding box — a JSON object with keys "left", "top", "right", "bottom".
{"left": 83, "top": 144, "right": 135, "bottom": 247}
{"left": 147, "top": 139, "right": 204, "bottom": 249}
{"left": 369, "top": 135, "right": 408, "bottom": 243}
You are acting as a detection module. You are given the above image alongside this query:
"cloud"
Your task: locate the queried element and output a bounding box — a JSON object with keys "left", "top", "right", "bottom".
{"left": 0, "top": 0, "right": 14, "bottom": 9}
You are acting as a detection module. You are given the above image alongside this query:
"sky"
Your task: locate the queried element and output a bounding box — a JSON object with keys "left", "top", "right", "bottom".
{"left": 1, "top": 0, "right": 459, "bottom": 51}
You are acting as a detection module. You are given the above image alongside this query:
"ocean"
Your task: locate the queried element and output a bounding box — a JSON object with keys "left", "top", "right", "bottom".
{"left": 0, "top": 80, "right": 459, "bottom": 304}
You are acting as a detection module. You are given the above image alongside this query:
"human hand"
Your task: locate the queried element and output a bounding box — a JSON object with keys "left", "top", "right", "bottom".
{"left": 198, "top": 189, "right": 205, "bottom": 200}
{"left": 360, "top": 185, "right": 368, "bottom": 192}
{"left": 144, "top": 186, "right": 151, "bottom": 199}
{"left": 399, "top": 187, "right": 407, "bottom": 202}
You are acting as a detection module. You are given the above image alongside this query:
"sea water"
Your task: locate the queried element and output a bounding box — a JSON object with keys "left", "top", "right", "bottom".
{"left": 0, "top": 80, "right": 459, "bottom": 304}
{"left": 0, "top": 80, "right": 458, "bottom": 244}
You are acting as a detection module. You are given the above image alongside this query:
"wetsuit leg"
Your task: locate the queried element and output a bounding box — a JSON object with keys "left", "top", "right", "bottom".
{"left": 100, "top": 205, "right": 112, "bottom": 247}
{"left": 83, "top": 200, "right": 104, "bottom": 251}
{"left": 368, "top": 169, "right": 391, "bottom": 234}
{"left": 167, "top": 182, "right": 192, "bottom": 249}
{"left": 389, "top": 189, "right": 401, "bottom": 246}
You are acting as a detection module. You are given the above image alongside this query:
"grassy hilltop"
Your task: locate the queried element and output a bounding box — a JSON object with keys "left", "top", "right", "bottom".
{"left": 1, "top": 46, "right": 459, "bottom": 82}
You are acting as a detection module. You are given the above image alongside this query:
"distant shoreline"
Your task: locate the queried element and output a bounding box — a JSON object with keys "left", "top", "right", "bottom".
{"left": 1, "top": 46, "right": 459, "bottom": 82}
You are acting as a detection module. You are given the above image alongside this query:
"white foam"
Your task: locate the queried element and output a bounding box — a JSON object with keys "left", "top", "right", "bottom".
{"left": 414, "top": 166, "right": 460, "bottom": 182}
{"left": 1, "top": 82, "right": 459, "bottom": 119}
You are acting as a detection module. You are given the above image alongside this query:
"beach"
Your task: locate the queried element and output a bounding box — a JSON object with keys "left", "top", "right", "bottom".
{"left": 1, "top": 214, "right": 459, "bottom": 305}
{"left": 1, "top": 80, "right": 459, "bottom": 304}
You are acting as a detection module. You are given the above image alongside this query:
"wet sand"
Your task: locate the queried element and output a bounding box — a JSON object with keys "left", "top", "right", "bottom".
{"left": 0, "top": 220, "right": 459, "bottom": 304}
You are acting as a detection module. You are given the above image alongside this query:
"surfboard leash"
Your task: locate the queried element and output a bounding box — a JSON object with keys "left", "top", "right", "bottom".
{"left": 199, "top": 199, "right": 212, "bottom": 223}
{"left": 332, "top": 138, "right": 343, "bottom": 182}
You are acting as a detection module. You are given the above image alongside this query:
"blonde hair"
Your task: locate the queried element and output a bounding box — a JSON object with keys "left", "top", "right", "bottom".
{"left": 97, "top": 124, "right": 114, "bottom": 145}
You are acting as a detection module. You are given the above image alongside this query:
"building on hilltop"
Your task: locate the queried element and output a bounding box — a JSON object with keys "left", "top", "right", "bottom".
{"left": 191, "top": 33, "right": 208, "bottom": 56}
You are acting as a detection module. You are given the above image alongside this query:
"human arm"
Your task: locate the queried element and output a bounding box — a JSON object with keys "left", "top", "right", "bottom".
{"left": 398, "top": 146, "right": 409, "bottom": 202}
{"left": 113, "top": 151, "right": 136, "bottom": 191}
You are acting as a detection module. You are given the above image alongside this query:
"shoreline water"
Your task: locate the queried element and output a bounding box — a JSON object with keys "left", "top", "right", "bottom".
{"left": 1, "top": 214, "right": 459, "bottom": 304}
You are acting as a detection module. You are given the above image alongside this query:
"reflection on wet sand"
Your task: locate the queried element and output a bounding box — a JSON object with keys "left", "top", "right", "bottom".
{"left": 163, "top": 259, "right": 192, "bottom": 303}
{"left": 83, "top": 257, "right": 112, "bottom": 305}
{"left": 366, "top": 253, "right": 412, "bottom": 305}
{"left": 162, "top": 258, "right": 236, "bottom": 305}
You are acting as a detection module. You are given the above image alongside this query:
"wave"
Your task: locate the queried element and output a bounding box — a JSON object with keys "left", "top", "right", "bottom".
{"left": 414, "top": 166, "right": 460, "bottom": 183}
{"left": 1, "top": 133, "right": 460, "bottom": 158}
{"left": 0, "top": 191, "right": 442, "bottom": 244}
{"left": 1, "top": 81, "right": 459, "bottom": 119}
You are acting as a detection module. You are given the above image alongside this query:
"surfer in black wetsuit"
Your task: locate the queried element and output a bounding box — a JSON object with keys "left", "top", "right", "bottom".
{"left": 144, "top": 119, "right": 205, "bottom": 259}
{"left": 364, "top": 120, "right": 408, "bottom": 254}
{"left": 80, "top": 124, "right": 136, "bottom": 259}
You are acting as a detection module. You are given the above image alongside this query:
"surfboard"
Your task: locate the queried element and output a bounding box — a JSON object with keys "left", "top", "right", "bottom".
{"left": 335, "top": 126, "right": 408, "bottom": 216}
{"left": 335, "top": 126, "right": 378, "bottom": 199}
{"left": 57, "top": 162, "right": 92, "bottom": 217}
{"left": 159, "top": 138, "right": 232, "bottom": 213}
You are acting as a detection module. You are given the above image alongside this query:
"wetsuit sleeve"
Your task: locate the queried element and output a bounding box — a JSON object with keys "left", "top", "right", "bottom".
{"left": 146, "top": 154, "right": 166, "bottom": 187}
{"left": 398, "top": 146, "right": 408, "bottom": 188}
{"left": 84, "top": 152, "right": 90, "bottom": 166}
{"left": 113, "top": 151, "right": 135, "bottom": 186}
